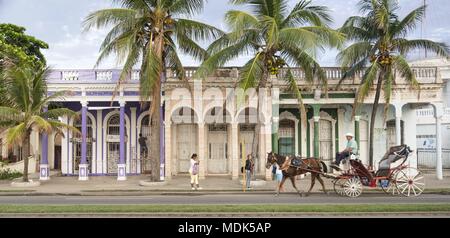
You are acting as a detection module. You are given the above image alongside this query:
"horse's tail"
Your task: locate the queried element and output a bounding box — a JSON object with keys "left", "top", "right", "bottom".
{"left": 320, "top": 161, "right": 328, "bottom": 173}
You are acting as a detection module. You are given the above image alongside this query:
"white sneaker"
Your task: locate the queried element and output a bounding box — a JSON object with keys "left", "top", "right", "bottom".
{"left": 191, "top": 187, "right": 195, "bottom": 190}
{"left": 197, "top": 187, "right": 203, "bottom": 190}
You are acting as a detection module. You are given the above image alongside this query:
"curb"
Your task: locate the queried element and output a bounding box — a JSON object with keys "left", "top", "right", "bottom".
{"left": 1, "top": 212, "right": 450, "bottom": 218}
{"left": 1, "top": 190, "right": 449, "bottom": 196}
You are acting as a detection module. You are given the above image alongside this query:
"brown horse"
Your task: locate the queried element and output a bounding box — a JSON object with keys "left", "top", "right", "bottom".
{"left": 266, "top": 152, "right": 328, "bottom": 197}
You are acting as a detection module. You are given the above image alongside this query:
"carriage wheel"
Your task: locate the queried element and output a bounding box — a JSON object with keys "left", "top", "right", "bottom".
{"left": 342, "top": 177, "right": 363, "bottom": 198}
{"left": 380, "top": 171, "right": 400, "bottom": 196}
{"left": 333, "top": 178, "right": 347, "bottom": 197}
{"left": 395, "top": 167, "right": 425, "bottom": 197}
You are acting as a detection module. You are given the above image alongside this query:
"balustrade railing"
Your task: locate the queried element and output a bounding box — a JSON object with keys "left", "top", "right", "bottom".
{"left": 47, "top": 66, "right": 438, "bottom": 85}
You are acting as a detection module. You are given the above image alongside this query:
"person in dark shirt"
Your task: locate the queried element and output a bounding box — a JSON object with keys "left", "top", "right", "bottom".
{"left": 138, "top": 133, "right": 148, "bottom": 158}
{"left": 245, "top": 155, "right": 254, "bottom": 189}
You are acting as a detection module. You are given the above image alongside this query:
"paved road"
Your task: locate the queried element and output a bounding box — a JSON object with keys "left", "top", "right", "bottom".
{"left": 1, "top": 193, "right": 450, "bottom": 205}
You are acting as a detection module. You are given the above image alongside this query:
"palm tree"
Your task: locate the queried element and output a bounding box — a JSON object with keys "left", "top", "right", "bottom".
{"left": 0, "top": 65, "right": 78, "bottom": 182}
{"left": 83, "top": 0, "right": 223, "bottom": 181}
{"left": 196, "top": 0, "right": 344, "bottom": 159}
{"left": 337, "top": 0, "right": 449, "bottom": 166}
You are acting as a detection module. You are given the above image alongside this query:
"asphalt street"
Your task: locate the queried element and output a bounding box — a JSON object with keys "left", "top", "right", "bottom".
{"left": 0, "top": 193, "right": 450, "bottom": 205}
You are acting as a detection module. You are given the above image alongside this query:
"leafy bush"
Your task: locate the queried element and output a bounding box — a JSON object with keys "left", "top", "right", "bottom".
{"left": 0, "top": 165, "right": 22, "bottom": 180}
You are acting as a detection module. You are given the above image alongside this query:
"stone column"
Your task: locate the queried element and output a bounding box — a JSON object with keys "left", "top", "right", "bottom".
{"left": 130, "top": 107, "right": 137, "bottom": 174}
{"left": 164, "top": 121, "right": 172, "bottom": 180}
{"left": 394, "top": 104, "right": 403, "bottom": 145}
{"left": 354, "top": 115, "right": 361, "bottom": 147}
{"left": 78, "top": 101, "right": 89, "bottom": 181}
{"left": 231, "top": 123, "right": 239, "bottom": 180}
{"left": 40, "top": 107, "right": 49, "bottom": 181}
{"left": 159, "top": 105, "right": 165, "bottom": 181}
{"left": 198, "top": 123, "right": 206, "bottom": 179}
{"left": 312, "top": 104, "right": 321, "bottom": 158}
{"left": 294, "top": 120, "right": 300, "bottom": 155}
{"left": 117, "top": 100, "right": 127, "bottom": 181}
{"left": 271, "top": 88, "right": 280, "bottom": 153}
{"left": 60, "top": 116, "right": 69, "bottom": 175}
{"left": 264, "top": 123, "right": 272, "bottom": 180}
{"left": 433, "top": 104, "right": 444, "bottom": 180}
{"left": 96, "top": 110, "right": 103, "bottom": 174}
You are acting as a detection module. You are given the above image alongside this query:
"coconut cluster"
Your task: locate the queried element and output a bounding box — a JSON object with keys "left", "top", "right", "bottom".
{"left": 266, "top": 56, "right": 286, "bottom": 75}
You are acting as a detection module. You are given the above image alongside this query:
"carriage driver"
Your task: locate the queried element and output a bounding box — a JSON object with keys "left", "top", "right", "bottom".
{"left": 330, "top": 133, "right": 358, "bottom": 171}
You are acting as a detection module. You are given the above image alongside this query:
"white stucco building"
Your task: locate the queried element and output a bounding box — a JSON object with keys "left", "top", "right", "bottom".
{"left": 0, "top": 59, "right": 448, "bottom": 181}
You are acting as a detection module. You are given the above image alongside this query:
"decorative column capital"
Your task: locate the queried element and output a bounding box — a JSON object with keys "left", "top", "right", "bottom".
{"left": 119, "top": 100, "right": 126, "bottom": 107}
{"left": 81, "top": 101, "right": 88, "bottom": 107}
{"left": 354, "top": 116, "right": 361, "bottom": 122}
{"left": 313, "top": 116, "right": 320, "bottom": 122}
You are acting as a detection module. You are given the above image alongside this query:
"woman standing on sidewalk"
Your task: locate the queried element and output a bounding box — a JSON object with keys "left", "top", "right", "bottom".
{"left": 245, "top": 155, "right": 254, "bottom": 189}
{"left": 275, "top": 163, "right": 284, "bottom": 192}
{"left": 189, "top": 154, "right": 202, "bottom": 190}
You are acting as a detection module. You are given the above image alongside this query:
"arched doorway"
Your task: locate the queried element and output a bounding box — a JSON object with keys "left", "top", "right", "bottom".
{"left": 106, "top": 114, "right": 127, "bottom": 174}
{"left": 72, "top": 116, "right": 93, "bottom": 174}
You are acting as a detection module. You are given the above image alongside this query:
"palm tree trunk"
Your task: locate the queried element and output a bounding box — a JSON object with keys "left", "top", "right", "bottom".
{"left": 149, "top": 80, "right": 162, "bottom": 182}
{"left": 250, "top": 71, "right": 269, "bottom": 175}
{"left": 21, "top": 134, "right": 29, "bottom": 182}
{"left": 369, "top": 70, "right": 384, "bottom": 167}
{"left": 148, "top": 32, "right": 164, "bottom": 182}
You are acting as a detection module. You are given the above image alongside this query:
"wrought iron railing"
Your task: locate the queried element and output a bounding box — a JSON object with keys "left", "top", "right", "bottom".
{"left": 417, "top": 148, "right": 450, "bottom": 169}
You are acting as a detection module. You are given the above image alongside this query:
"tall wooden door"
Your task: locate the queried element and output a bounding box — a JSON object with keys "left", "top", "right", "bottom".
{"left": 319, "top": 119, "right": 333, "bottom": 164}
{"left": 239, "top": 124, "right": 258, "bottom": 173}
{"left": 359, "top": 120, "right": 369, "bottom": 164}
{"left": 177, "top": 124, "right": 197, "bottom": 173}
{"left": 207, "top": 124, "right": 228, "bottom": 174}
{"left": 279, "top": 120, "right": 295, "bottom": 156}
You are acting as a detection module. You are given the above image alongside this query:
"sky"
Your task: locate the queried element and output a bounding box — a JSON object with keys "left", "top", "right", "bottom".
{"left": 0, "top": 0, "right": 449, "bottom": 69}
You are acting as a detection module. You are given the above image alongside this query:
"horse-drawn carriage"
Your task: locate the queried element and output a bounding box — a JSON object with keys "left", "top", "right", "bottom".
{"left": 266, "top": 144, "right": 425, "bottom": 198}
{"left": 332, "top": 145, "right": 425, "bottom": 198}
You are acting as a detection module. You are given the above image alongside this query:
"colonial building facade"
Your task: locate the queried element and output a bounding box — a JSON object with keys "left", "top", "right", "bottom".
{"left": 0, "top": 58, "right": 448, "bottom": 181}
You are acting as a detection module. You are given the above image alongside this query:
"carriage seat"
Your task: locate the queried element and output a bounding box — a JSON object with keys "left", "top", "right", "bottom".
{"left": 376, "top": 145, "right": 410, "bottom": 177}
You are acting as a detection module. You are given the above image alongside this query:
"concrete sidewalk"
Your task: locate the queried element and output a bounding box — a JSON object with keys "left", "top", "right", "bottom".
{"left": 0, "top": 171, "right": 449, "bottom": 196}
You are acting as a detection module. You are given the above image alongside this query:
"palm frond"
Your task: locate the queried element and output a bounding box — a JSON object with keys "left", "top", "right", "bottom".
{"left": 225, "top": 10, "right": 259, "bottom": 32}
{"left": 239, "top": 53, "right": 264, "bottom": 91}
{"left": 82, "top": 8, "right": 137, "bottom": 32}
{"left": 175, "top": 19, "right": 224, "bottom": 42}
{"left": 395, "top": 39, "right": 450, "bottom": 57}
{"left": 6, "top": 122, "right": 26, "bottom": 146}
{"left": 41, "top": 108, "right": 78, "bottom": 120}
{"left": 391, "top": 5, "right": 425, "bottom": 37}
{"left": 283, "top": 0, "right": 332, "bottom": 27}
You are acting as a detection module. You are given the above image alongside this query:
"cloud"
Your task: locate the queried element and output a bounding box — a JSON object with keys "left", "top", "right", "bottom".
{"left": 2, "top": 0, "right": 450, "bottom": 68}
